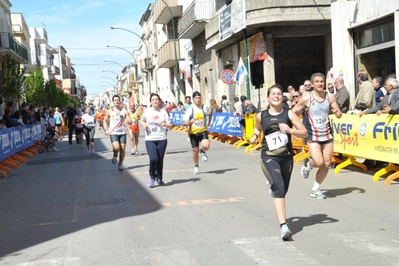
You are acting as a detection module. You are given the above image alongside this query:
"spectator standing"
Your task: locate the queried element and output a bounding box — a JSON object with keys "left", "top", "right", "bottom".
{"left": 140, "top": 93, "right": 174, "bottom": 187}
{"left": 354, "top": 71, "right": 375, "bottom": 109}
{"left": 304, "top": 80, "right": 312, "bottom": 91}
{"left": 209, "top": 99, "right": 220, "bottom": 113}
{"left": 361, "top": 77, "right": 399, "bottom": 115}
{"left": 327, "top": 83, "right": 335, "bottom": 94}
{"left": 233, "top": 96, "right": 242, "bottom": 115}
{"left": 220, "top": 95, "right": 229, "bottom": 112}
{"left": 66, "top": 103, "right": 76, "bottom": 145}
{"left": 244, "top": 99, "right": 258, "bottom": 114}
{"left": 372, "top": 76, "right": 387, "bottom": 105}
{"left": 54, "top": 107, "right": 64, "bottom": 139}
{"left": 3, "top": 107, "right": 17, "bottom": 127}
{"left": 334, "top": 77, "right": 350, "bottom": 113}
{"left": 240, "top": 95, "right": 248, "bottom": 114}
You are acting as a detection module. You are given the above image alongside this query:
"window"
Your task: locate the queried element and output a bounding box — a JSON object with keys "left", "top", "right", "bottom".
{"left": 353, "top": 19, "right": 394, "bottom": 49}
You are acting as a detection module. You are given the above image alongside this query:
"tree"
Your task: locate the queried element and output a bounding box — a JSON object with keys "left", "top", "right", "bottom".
{"left": 24, "top": 66, "right": 45, "bottom": 106}
{"left": 0, "top": 54, "right": 25, "bottom": 103}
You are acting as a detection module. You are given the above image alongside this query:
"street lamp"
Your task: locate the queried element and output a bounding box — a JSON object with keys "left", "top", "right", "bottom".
{"left": 101, "top": 76, "right": 117, "bottom": 83}
{"left": 103, "top": 70, "right": 119, "bottom": 76}
{"left": 106, "top": 45, "right": 136, "bottom": 62}
{"left": 161, "top": 0, "right": 180, "bottom": 102}
{"left": 110, "top": 25, "right": 152, "bottom": 92}
{"left": 106, "top": 44, "right": 139, "bottom": 99}
{"left": 104, "top": 59, "right": 125, "bottom": 69}
{"left": 101, "top": 81, "right": 116, "bottom": 87}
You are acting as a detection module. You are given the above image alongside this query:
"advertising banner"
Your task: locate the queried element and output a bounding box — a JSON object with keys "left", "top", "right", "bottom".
{"left": 0, "top": 124, "right": 43, "bottom": 161}
{"left": 169, "top": 112, "right": 243, "bottom": 137}
{"left": 329, "top": 114, "right": 399, "bottom": 163}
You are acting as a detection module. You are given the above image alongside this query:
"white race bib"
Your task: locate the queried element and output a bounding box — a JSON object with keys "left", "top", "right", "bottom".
{"left": 314, "top": 114, "right": 327, "bottom": 125}
{"left": 193, "top": 120, "right": 204, "bottom": 128}
{"left": 265, "top": 130, "right": 288, "bottom": 150}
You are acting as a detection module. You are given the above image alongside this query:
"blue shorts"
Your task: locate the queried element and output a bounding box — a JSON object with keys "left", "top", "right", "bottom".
{"left": 110, "top": 134, "right": 127, "bottom": 144}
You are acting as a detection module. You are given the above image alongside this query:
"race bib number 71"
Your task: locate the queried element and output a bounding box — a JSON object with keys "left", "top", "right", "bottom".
{"left": 265, "top": 130, "right": 288, "bottom": 150}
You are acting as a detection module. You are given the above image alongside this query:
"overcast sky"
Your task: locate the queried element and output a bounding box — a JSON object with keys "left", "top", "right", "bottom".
{"left": 11, "top": 0, "right": 152, "bottom": 95}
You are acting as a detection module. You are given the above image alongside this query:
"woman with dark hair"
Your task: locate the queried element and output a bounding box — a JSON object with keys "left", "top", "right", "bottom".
{"left": 249, "top": 84, "right": 308, "bottom": 240}
{"left": 139, "top": 93, "right": 174, "bottom": 188}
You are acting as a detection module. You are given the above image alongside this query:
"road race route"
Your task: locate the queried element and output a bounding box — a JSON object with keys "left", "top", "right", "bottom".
{"left": 136, "top": 197, "right": 245, "bottom": 209}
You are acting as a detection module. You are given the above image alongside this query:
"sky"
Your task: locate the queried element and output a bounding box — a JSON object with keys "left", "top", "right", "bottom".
{"left": 10, "top": 0, "right": 153, "bottom": 96}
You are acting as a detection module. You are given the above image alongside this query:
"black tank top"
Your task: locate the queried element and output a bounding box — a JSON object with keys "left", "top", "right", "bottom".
{"left": 260, "top": 108, "right": 293, "bottom": 157}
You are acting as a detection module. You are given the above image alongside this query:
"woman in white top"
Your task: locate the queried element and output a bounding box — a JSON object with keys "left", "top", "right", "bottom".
{"left": 81, "top": 106, "right": 96, "bottom": 155}
{"left": 140, "top": 93, "right": 174, "bottom": 188}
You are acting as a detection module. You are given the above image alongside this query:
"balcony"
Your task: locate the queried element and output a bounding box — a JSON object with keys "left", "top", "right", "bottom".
{"left": 50, "top": 65, "right": 60, "bottom": 75}
{"left": 154, "top": 0, "right": 182, "bottom": 25}
{"left": 178, "top": 0, "right": 215, "bottom": 39}
{"left": 0, "top": 32, "right": 29, "bottom": 63}
{"left": 157, "top": 40, "right": 183, "bottom": 68}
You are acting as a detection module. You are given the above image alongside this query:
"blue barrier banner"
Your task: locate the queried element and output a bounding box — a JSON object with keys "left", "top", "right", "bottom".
{"left": 170, "top": 111, "right": 185, "bottom": 126}
{"left": 208, "top": 113, "right": 243, "bottom": 137}
{"left": 0, "top": 124, "right": 42, "bottom": 161}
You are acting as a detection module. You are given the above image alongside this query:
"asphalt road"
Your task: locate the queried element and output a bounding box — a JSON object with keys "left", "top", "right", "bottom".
{"left": 1, "top": 127, "right": 399, "bottom": 266}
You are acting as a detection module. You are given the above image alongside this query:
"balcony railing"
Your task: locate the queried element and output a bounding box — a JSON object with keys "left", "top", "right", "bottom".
{"left": 157, "top": 40, "right": 181, "bottom": 68}
{"left": 178, "top": 0, "right": 215, "bottom": 39}
{"left": 0, "top": 32, "right": 29, "bottom": 62}
{"left": 154, "top": 0, "right": 182, "bottom": 25}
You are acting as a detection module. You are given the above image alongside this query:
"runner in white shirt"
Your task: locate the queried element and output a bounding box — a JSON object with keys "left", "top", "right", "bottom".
{"left": 140, "top": 93, "right": 174, "bottom": 187}
{"left": 81, "top": 106, "right": 97, "bottom": 155}
{"left": 103, "top": 95, "right": 132, "bottom": 171}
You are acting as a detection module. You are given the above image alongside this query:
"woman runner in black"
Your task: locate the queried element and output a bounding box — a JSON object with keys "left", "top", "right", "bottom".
{"left": 250, "top": 84, "right": 308, "bottom": 240}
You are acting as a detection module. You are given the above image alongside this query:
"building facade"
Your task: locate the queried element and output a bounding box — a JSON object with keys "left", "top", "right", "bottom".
{"left": 331, "top": 0, "right": 398, "bottom": 106}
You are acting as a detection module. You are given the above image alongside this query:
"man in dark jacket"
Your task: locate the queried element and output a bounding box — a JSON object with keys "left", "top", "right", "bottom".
{"left": 66, "top": 103, "right": 76, "bottom": 144}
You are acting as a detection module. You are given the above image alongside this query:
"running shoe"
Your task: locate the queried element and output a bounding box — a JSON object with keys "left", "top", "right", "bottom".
{"left": 157, "top": 179, "right": 166, "bottom": 186}
{"left": 301, "top": 158, "right": 312, "bottom": 179}
{"left": 200, "top": 151, "right": 208, "bottom": 162}
{"left": 131, "top": 150, "right": 135, "bottom": 155}
{"left": 53, "top": 147, "right": 59, "bottom": 151}
{"left": 87, "top": 149, "right": 91, "bottom": 155}
{"left": 112, "top": 156, "right": 117, "bottom": 164}
{"left": 280, "top": 224, "right": 292, "bottom": 240}
{"left": 91, "top": 148, "right": 95, "bottom": 154}
{"left": 80, "top": 144, "right": 83, "bottom": 148}
{"left": 135, "top": 149, "right": 138, "bottom": 155}
{"left": 148, "top": 178, "right": 155, "bottom": 188}
{"left": 118, "top": 164, "right": 124, "bottom": 171}
{"left": 194, "top": 166, "right": 199, "bottom": 175}
{"left": 309, "top": 189, "right": 326, "bottom": 199}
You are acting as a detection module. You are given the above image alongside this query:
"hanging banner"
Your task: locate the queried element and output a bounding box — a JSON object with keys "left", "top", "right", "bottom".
{"left": 329, "top": 114, "right": 399, "bottom": 163}
{"left": 240, "top": 32, "right": 268, "bottom": 63}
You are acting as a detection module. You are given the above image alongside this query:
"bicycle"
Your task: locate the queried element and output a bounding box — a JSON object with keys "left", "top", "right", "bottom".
{"left": 38, "top": 129, "right": 58, "bottom": 153}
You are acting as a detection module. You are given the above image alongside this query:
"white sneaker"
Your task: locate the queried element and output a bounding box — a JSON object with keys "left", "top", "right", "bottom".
{"left": 118, "top": 164, "right": 124, "bottom": 171}
{"left": 87, "top": 149, "right": 91, "bottom": 155}
{"left": 193, "top": 166, "right": 199, "bottom": 175}
{"left": 91, "top": 148, "right": 95, "bottom": 154}
{"left": 53, "top": 147, "right": 59, "bottom": 151}
{"left": 200, "top": 151, "right": 208, "bottom": 162}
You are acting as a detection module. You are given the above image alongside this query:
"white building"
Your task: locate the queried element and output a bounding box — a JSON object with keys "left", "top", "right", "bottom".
{"left": 331, "top": 0, "right": 398, "bottom": 106}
